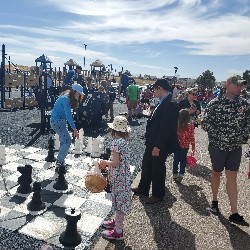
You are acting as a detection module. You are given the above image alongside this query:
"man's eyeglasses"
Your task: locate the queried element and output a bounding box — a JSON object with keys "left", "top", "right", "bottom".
{"left": 188, "top": 92, "right": 196, "bottom": 96}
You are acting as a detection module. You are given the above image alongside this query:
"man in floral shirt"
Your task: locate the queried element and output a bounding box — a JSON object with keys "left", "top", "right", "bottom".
{"left": 202, "top": 76, "right": 250, "bottom": 225}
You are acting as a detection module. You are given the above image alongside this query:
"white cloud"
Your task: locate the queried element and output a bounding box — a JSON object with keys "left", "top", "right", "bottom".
{"left": 1, "top": 0, "right": 249, "bottom": 80}
{"left": 1, "top": 0, "right": 250, "bottom": 57}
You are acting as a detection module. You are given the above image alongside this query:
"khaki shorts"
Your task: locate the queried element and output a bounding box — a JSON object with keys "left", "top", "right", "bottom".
{"left": 208, "top": 145, "right": 242, "bottom": 172}
{"left": 128, "top": 100, "right": 137, "bottom": 110}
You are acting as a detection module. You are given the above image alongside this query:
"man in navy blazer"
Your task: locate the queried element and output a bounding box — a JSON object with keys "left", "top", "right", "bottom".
{"left": 132, "top": 79, "right": 179, "bottom": 204}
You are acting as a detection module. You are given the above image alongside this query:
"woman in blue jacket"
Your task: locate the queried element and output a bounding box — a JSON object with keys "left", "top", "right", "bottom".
{"left": 50, "top": 83, "right": 84, "bottom": 173}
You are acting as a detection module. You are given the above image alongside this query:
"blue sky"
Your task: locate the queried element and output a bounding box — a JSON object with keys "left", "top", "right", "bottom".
{"left": 0, "top": 0, "right": 249, "bottom": 81}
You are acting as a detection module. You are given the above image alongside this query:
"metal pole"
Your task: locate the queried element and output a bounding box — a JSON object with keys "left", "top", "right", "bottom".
{"left": 54, "top": 67, "right": 57, "bottom": 87}
{"left": 8, "top": 56, "right": 10, "bottom": 73}
{"left": 1, "top": 44, "right": 6, "bottom": 108}
{"left": 23, "top": 73, "right": 26, "bottom": 108}
{"left": 83, "top": 44, "right": 87, "bottom": 69}
{"left": 40, "top": 64, "right": 48, "bottom": 134}
{"left": 58, "top": 67, "right": 61, "bottom": 86}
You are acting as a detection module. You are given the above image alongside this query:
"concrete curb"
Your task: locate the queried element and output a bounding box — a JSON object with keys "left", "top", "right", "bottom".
{"left": 93, "top": 170, "right": 141, "bottom": 250}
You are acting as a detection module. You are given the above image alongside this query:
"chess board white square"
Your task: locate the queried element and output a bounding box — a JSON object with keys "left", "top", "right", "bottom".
{"left": 14, "top": 198, "right": 50, "bottom": 216}
{"left": 88, "top": 192, "right": 112, "bottom": 206}
{"left": 53, "top": 194, "right": 86, "bottom": 209}
{"left": 31, "top": 162, "right": 53, "bottom": 171}
{"left": 3, "top": 162, "right": 20, "bottom": 172}
{"left": 25, "top": 153, "right": 46, "bottom": 162}
{"left": 8, "top": 144, "right": 25, "bottom": 150}
{"left": 0, "top": 190, "right": 6, "bottom": 198}
{"left": 67, "top": 167, "right": 88, "bottom": 178}
{"left": 78, "top": 213, "right": 103, "bottom": 235}
{"left": 5, "top": 148, "right": 17, "bottom": 155}
{"left": 19, "top": 216, "right": 64, "bottom": 240}
{"left": 35, "top": 169, "right": 55, "bottom": 181}
{"left": 20, "top": 147, "right": 41, "bottom": 154}
{"left": 6, "top": 172, "right": 21, "bottom": 182}
{"left": 5, "top": 155, "right": 22, "bottom": 163}
{"left": 0, "top": 206, "right": 12, "bottom": 217}
{"left": 43, "top": 181, "right": 74, "bottom": 194}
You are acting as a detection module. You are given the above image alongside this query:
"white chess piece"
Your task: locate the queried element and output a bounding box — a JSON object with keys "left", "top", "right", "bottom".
{"left": 86, "top": 137, "right": 92, "bottom": 154}
{"left": 54, "top": 134, "right": 60, "bottom": 151}
{"left": 97, "top": 136, "right": 105, "bottom": 154}
{"left": 79, "top": 128, "right": 84, "bottom": 144}
{"left": 74, "top": 138, "right": 82, "bottom": 155}
{"left": 92, "top": 159, "right": 101, "bottom": 174}
{"left": 91, "top": 138, "right": 101, "bottom": 158}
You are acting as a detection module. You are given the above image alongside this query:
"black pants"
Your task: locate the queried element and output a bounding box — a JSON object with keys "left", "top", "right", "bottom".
{"left": 138, "top": 147, "right": 168, "bottom": 197}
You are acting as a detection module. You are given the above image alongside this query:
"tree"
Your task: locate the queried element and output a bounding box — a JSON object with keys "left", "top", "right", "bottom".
{"left": 123, "top": 70, "right": 132, "bottom": 76}
{"left": 243, "top": 70, "right": 250, "bottom": 88}
{"left": 196, "top": 70, "right": 216, "bottom": 89}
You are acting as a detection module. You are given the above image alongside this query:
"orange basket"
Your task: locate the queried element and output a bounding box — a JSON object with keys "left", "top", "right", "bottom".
{"left": 84, "top": 172, "right": 107, "bottom": 193}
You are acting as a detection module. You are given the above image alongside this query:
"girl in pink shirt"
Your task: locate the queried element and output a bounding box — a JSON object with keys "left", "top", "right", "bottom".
{"left": 173, "top": 109, "right": 195, "bottom": 182}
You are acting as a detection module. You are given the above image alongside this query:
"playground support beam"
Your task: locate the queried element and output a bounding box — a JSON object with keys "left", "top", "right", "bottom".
{"left": 0, "top": 44, "right": 6, "bottom": 109}
{"left": 40, "top": 70, "right": 48, "bottom": 134}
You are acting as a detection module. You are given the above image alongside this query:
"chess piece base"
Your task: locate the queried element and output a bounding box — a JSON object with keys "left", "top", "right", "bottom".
{"left": 59, "top": 231, "right": 81, "bottom": 247}
{"left": 53, "top": 173, "right": 68, "bottom": 190}
{"left": 27, "top": 201, "right": 46, "bottom": 211}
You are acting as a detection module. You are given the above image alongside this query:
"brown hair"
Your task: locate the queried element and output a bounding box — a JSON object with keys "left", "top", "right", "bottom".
{"left": 177, "top": 109, "right": 191, "bottom": 132}
{"left": 111, "top": 129, "right": 129, "bottom": 139}
{"left": 68, "top": 89, "right": 79, "bottom": 109}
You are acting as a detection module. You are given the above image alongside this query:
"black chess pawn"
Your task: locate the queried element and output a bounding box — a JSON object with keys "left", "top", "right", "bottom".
{"left": 17, "top": 165, "right": 33, "bottom": 194}
{"left": 100, "top": 147, "right": 111, "bottom": 160}
{"left": 100, "top": 168, "right": 111, "bottom": 193}
{"left": 59, "top": 208, "right": 82, "bottom": 247}
{"left": 53, "top": 167, "right": 68, "bottom": 190}
{"left": 104, "top": 182, "right": 111, "bottom": 193}
{"left": 45, "top": 136, "right": 56, "bottom": 162}
{"left": 27, "top": 181, "right": 46, "bottom": 211}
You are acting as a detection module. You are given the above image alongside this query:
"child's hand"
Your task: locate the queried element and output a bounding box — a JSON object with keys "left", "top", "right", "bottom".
{"left": 192, "top": 149, "right": 195, "bottom": 156}
{"left": 99, "top": 160, "right": 107, "bottom": 170}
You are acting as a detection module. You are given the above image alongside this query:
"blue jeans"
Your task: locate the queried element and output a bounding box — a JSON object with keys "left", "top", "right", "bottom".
{"left": 173, "top": 147, "right": 189, "bottom": 175}
{"left": 50, "top": 120, "right": 71, "bottom": 165}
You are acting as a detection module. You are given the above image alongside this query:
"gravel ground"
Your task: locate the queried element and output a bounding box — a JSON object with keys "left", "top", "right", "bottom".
{"left": 0, "top": 98, "right": 146, "bottom": 170}
{"left": 1, "top": 99, "right": 250, "bottom": 250}
{"left": 92, "top": 115, "right": 250, "bottom": 250}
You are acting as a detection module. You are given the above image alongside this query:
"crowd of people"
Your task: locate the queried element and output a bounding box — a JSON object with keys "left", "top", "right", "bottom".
{"left": 48, "top": 76, "right": 250, "bottom": 243}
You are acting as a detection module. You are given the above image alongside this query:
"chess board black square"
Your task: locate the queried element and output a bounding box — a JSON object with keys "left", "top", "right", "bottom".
{"left": 40, "top": 189, "right": 63, "bottom": 204}
{"left": 0, "top": 210, "right": 35, "bottom": 231}
{"left": 0, "top": 195, "right": 27, "bottom": 209}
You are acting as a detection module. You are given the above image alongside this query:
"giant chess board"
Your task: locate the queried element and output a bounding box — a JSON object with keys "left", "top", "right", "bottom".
{"left": 0, "top": 144, "right": 136, "bottom": 249}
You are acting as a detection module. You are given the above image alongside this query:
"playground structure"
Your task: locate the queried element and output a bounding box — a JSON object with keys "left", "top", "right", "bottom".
{"left": 0, "top": 44, "right": 126, "bottom": 134}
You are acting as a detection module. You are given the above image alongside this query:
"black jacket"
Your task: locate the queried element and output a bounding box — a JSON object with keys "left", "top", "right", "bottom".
{"left": 145, "top": 94, "right": 179, "bottom": 154}
{"left": 178, "top": 99, "right": 201, "bottom": 114}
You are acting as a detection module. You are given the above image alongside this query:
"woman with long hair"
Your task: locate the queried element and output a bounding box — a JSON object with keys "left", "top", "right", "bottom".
{"left": 50, "top": 83, "right": 84, "bottom": 173}
{"left": 178, "top": 88, "right": 201, "bottom": 126}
